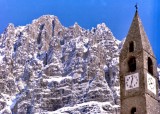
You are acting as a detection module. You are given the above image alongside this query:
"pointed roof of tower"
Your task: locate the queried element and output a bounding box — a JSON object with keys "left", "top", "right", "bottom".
{"left": 124, "top": 9, "right": 155, "bottom": 57}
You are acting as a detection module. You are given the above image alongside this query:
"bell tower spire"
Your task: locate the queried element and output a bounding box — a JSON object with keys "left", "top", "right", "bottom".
{"left": 119, "top": 5, "right": 160, "bottom": 114}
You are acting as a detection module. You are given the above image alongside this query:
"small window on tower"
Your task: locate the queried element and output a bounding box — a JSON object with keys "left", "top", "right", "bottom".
{"left": 148, "top": 57, "right": 153, "bottom": 75}
{"left": 131, "top": 107, "right": 136, "bottom": 114}
{"left": 128, "top": 57, "right": 136, "bottom": 72}
{"left": 129, "top": 41, "right": 134, "bottom": 52}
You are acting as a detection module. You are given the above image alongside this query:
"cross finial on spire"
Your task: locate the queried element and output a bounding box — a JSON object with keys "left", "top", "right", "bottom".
{"left": 135, "top": 3, "right": 138, "bottom": 11}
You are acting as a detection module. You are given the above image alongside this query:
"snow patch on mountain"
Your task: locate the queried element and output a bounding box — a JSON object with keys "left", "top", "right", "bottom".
{"left": 44, "top": 101, "right": 119, "bottom": 114}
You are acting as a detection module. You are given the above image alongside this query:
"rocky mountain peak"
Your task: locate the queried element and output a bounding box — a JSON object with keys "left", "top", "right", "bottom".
{"left": 0, "top": 15, "right": 120, "bottom": 114}
{"left": 5, "top": 23, "right": 15, "bottom": 32}
{"left": 96, "top": 23, "right": 110, "bottom": 34}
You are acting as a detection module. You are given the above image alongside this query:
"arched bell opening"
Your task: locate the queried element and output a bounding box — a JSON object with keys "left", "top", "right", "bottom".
{"left": 128, "top": 56, "right": 136, "bottom": 72}
{"left": 148, "top": 57, "right": 153, "bottom": 75}
{"left": 129, "top": 41, "right": 134, "bottom": 52}
{"left": 131, "top": 107, "right": 136, "bottom": 114}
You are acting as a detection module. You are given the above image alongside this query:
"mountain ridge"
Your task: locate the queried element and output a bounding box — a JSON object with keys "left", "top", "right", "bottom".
{"left": 0, "top": 14, "right": 132, "bottom": 114}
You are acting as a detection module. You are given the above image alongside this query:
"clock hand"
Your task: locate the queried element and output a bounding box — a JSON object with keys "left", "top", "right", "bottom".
{"left": 130, "top": 75, "right": 133, "bottom": 88}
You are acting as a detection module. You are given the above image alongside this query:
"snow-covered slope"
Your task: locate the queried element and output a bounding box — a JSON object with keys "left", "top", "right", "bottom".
{"left": 0, "top": 15, "right": 121, "bottom": 114}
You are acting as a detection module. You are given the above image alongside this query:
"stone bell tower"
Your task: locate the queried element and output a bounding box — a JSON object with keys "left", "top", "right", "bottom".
{"left": 119, "top": 6, "right": 160, "bottom": 114}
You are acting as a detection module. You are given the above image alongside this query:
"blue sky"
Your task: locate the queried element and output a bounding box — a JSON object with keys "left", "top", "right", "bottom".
{"left": 0, "top": 0, "right": 159, "bottom": 64}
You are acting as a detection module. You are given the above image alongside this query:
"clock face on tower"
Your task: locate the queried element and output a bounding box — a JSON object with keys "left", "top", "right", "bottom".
{"left": 147, "top": 73, "right": 156, "bottom": 95}
{"left": 125, "top": 73, "right": 139, "bottom": 90}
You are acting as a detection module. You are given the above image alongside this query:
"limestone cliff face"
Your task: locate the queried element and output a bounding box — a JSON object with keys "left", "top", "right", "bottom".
{"left": 0, "top": 15, "right": 120, "bottom": 114}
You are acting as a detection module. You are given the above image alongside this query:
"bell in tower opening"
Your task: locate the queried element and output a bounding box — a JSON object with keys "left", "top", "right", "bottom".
{"left": 119, "top": 5, "right": 160, "bottom": 114}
